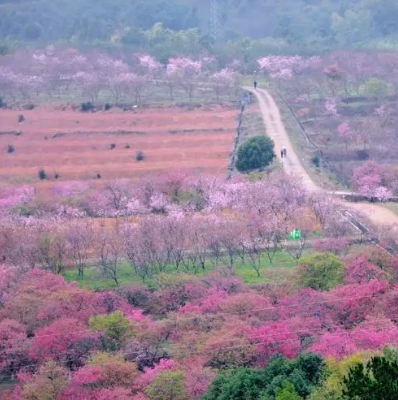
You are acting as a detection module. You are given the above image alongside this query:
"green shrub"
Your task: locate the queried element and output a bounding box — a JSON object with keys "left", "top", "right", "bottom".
{"left": 236, "top": 136, "right": 275, "bottom": 173}
{"left": 11, "top": 204, "right": 35, "bottom": 217}
{"left": 80, "top": 102, "right": 94, "bottom": 112}
{"left": 104, "top": 103, "right": 112, "bottom": 111}
{"left": 356, "top": 150, "right": 369, "bottom": 160}
{"left": 0, "top": 97, "right": 4, "bottom": 108}
{"left": 18, "top": 114, "right": 25, "bottom": 123}
{"left": 136, "top": 150, "right": 145, "bottom": 161}
{"left": 24, "top": 103, "right": 35, "bottom": 110}
{"left": 38, "top": 168, "right": 47, "bottom": 180}
{"left": 312, "top": 155, "right": 320, "bottom": 168}
{"left": 6, "top": 144, "right": 15, "bottom": 153}
{"left": 54, "top": 172, "right": 60, "bottom": 179}
{"left": 296, "top": 253, "right": 344, "bottom": 291}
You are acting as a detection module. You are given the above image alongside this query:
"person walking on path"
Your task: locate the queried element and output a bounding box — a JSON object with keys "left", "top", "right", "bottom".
{"left": 281, "top": 149, "right": 284, "bottom": 158}
{"left": 253, "top": 80, "right": 258, "bottom": 90}
{"left": 283, "top": 147, "right": 287, "bottom": 158}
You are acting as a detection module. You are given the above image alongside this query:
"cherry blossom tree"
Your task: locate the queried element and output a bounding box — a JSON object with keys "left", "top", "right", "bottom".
{"left": 249, "top": 322, "right": 301, "bottom": 366}
{"left": 338, "top": 122, "right": 351, "bottom": 152}
{"left": 96, "top": 227, "right": 124, "bottom": 286}
{"left": 65, "top": 221, "right": 94, "bottom": 278}
{"left": 0, "top": 319, "right": 29, "bottom": 379}
{"left": 29, "top": 318, "right": 97, "bottom": 368}
{"left": 211, "top": 68, "right": 236, "bottom": 100}
{"left": 14, "top": 362, "right": 70, "bottom": 400}
{"left": 73, "top": 72, "right": 102, "bottom": 103}
{"left": 167, "top": 57, "right": 202, "bottom": 101}
{"left": 351, "top": 161, "right": 387, "bottom": 199}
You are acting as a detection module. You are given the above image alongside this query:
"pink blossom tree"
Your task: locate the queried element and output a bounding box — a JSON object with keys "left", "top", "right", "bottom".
{"left": 337, "top": 122, "right": 351, "bottom": 151}
{"left": 211, "top": 68, "right": 236, "bottom": 100}
{"left": 29, "top": 318, "right": 97, "bottom": 368}
{"left": 65, "top": 221, "right": 94, "bottom": 278}
{"left": 249, "top": 322, "right": 301, "bottom": 366}
{"left": 167, "top": 58, "right": 202, "bottom": 101}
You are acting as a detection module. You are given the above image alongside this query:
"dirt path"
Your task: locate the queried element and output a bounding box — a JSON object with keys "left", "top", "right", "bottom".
{"left": 246, "top": 87, "right": 398, "bottom": 228}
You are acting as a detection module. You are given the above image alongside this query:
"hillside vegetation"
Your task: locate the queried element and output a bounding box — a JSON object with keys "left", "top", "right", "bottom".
{"left": 2, "top": 0, "right": 398, "bottom": 55}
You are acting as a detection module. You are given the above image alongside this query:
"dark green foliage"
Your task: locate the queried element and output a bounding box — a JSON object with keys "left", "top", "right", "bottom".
{"left": 343, "top": 355, "right": 398, "bottom": 400}
{"left": 18, "top": 114, "right": 25, "bottom": 123}
{"left": 6, "top": 144, "right": 15, "bottom": 153}
{"left": 104, "top": 103, "right": 112, "bottom": 111}
{"left": 24, "top": 103, "right": 35, "bottom": 110}
{"left": 201, "top": 368, "right": 266, "bottom": 400}
{"left": 109, "top": 143, "right": 116, "bottom": 150}
{"left": 2, "top": 0, "right": 397, "bottom": 56}
{"left": 202, "top": 354, "right": 325, "bottom": 400}
{"left": 23, "top": 22, "right": 42, "bottom": 40}
{"left": 136, "top": 150, "right": 145, "bottom": 161}
{"left": 311, "top": 155, "right": 320, "bottom": 168}
{"left": 80, "top": 102, "right": 94, "bottom": 112}
{"left": 236, "top": 136, "right": 275, "bottom": 173}
{"left": 0, "top": 97, "right": 4, "bottom": 108}
{"left": 0, "top": 42, "right": 10, "bottom": 56}
{"left": 54, "top": 172, "right": 60, "bottom": 179}
{"left": 38, "top": 168, "right": 47, "bottom": 180}
{"left": 356, "top": 150, "right": 370, "bottom": 161}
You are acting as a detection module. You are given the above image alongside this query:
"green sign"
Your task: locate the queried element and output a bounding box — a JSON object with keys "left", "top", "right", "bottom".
{"left": 289, "top": 229, "right": 302, "bottom": 240}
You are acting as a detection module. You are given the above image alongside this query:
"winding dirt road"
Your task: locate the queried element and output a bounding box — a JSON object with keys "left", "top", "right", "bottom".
{"left": 247, "top": 87, "right": 398, "bottom": 228}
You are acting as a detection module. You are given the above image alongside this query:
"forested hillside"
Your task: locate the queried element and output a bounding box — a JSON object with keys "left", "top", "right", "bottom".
{"left": 1, "top": 0, "right": 398, "bottom": 55}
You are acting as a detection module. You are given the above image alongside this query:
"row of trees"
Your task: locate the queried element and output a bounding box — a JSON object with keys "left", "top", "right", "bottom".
{"left": 0, "top": 47, "right": 242, "bottom": 104}
{"left": 257, "top": 52, "right": 398, "bottom": 99}
{"left": 0, "top": 174, "right": 325, "bottom": 220}
{"left": 0, "top": 183, "right": 349, "bottom": 284}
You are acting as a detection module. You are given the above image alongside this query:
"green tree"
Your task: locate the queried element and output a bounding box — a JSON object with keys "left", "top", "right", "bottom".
{"left": 275, "top": 381, "right": 302, "bottom": 400}
{"left": 236, "top": 136, "right": 275, "bottom": 173}
{"left": 202, "top": 368, "right": 267, "bottom": 400}
{"left": 331, "top": 10, "right": 376, "bottom": 45}
{"left": 23, "top": 22, "right": 42, "bottom": 40}
{"left": 343, "top": 356, "right": 398, "bottom": 400}
{"left": 202, "top": 354, "right": 325, "bottom": 400}
{"left": 308, "top": 352, "right": 371, "bottom": 400}
{"left": 89, "top": 311, "right": 132, "bottom": 350}
{"left": 296, "top": 253, "right": 344, "bottom": 291}
{"left": 146, "top": 370, "right": 187, "bottom": 400}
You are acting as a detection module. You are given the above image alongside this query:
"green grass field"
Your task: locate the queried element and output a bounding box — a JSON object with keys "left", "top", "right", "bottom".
{"left": 382, "top": 202, "right": 398, "bottom": 216}
{"left": 63, "top": 250, "right": 311, "bottom": 290}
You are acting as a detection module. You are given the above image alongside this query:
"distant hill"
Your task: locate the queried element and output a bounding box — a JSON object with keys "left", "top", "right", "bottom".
{"left": 1, "top": 0, "right": 398, "bottom": 53}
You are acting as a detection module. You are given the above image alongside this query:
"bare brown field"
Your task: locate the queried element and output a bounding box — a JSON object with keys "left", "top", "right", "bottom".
{"left": 0, "top": 105, "right": 238, "bottom": 182}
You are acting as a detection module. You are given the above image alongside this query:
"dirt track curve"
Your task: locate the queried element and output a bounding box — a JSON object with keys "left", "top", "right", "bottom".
{"left": 247, "top": 87, "right": 398, "bottom": 228}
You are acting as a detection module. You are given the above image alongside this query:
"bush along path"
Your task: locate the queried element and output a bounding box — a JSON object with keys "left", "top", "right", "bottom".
{"left": 246, "top": 86, "right": 398, "bottom": 229}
